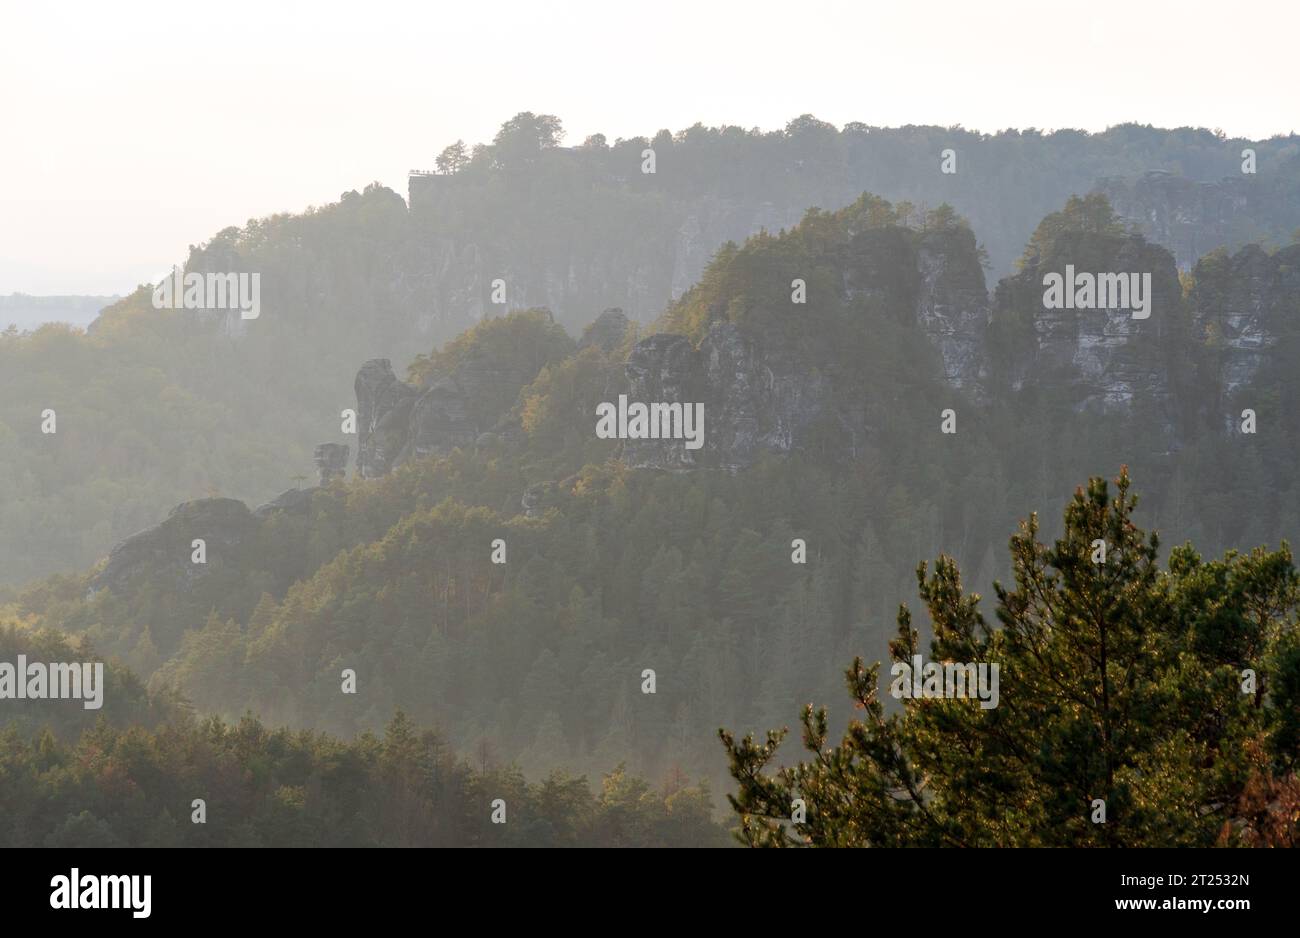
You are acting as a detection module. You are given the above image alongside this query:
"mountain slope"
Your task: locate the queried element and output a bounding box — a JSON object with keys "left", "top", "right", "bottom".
{"left": 12, "top": 195, "right": 1300, "bottom": 790}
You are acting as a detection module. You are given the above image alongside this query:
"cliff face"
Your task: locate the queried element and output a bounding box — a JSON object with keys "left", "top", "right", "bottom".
{"left": 1098, "top": 170, "right": 1300, "bottom": 272}
{"left": 403, "top": 192, "right": 810, "bottom": 331}
{"left": 354, "top": 359, "right": 420, "bottom": 479}
{"left": 403, "top": 128, "right": 1300, "bottom": 345}
{"left": 91, "top": 498, "right": 257, "bottom": 596}
{"left": 622, "top": 218, "right": 989, "bottom": 470}
{"left": 1189, "top": 242, "right": 1300, "bottom": 399}
{"left": 623, "top": 323, "right": 834, "bottom": 471}
{"left": 914, "top": 226, "right": 990, "bottom": 392}
{"left": 355, "top": 359, "right": 477, "bottom": 479}
{"left": 992, "top": 233, "right": 1184, "bottom": 416}
{"left": 621, "top": 234, "right": 1300, "bottom": 471}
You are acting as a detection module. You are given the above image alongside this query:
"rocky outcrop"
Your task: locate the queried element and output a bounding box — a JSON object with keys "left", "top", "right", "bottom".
{"left": 521, "top": 476, "right": 580, "bottom": 518}
{"left": 355, "top": 359, "right": 419, "bottom": 478}
{"left": 1189, "top": 242, "right": 1300, "bottom": 398}
{"left": 623, "top": 334, "right": 703, "bottom": 470}
{"left": 408, "top": 377, "right": 477, "bottom": 460}
{"left": 623, "top": 218, "right": 992, "bottom": 470}
{"left": 91, "top": 498, "right": 258, "bottom": 595}
{"left": 314, "top": 443, "right": 349, "bottom": 485}
{"left": 915, "top": 227, "right": 990, "bottom": 392}
{"left": 990, "top": 232, "right": 1183, "bottom": 417}
{"left": 624, "top": 218, "right": 1291, "bottom": 468}
{"left": 355, "top": 358, "right": 480, "bottom": 479}
{"left": 253, "top": 487, "right": 317, "bottom": 519}
{"left": 623, "top": 321, "right": 836, "bottom": 471}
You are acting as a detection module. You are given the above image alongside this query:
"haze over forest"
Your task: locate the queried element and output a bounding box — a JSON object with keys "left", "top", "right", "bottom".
{"left": 2, "top": 1, "right": 1299, "bottom": 851}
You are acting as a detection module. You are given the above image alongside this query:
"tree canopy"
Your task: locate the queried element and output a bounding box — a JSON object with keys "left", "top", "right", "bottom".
{"left": 721, "top": 469, "right": 1300, "bottom": 847}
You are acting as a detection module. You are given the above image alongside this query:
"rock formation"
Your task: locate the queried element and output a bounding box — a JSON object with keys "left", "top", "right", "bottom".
{"left": 623, "top": 322, "right": 834, "bottom": 471}
{"left": 253, "top": 487, "right": 316, "bottom": 519}
{"left": 355, "top": 359, "right": 480, "bottom": 479}
{"left": 915, "top": 227, "right": 990, "bottom": 392}
{"left": 1188, "top": 242, "right": 1300, "bottom": 399}
{"left": 1097, "top": 171, "right": 1299, "bottom": 273}
{"left": 91, "top": 498, "right": 258, "bottom": 595}
{"left": 355, "top": 359, "right": 419, "bottom": 478}
{"left": 313, "top": 443, "right": 349, "bottom": 485}
{"left": 623, "top": 220, "right": 988, "bottom": 470}
{"left": 990, "top": 232, "right": 1183, "bottom": 418}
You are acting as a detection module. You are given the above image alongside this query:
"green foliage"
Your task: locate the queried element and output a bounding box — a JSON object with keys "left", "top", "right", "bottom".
{"left": 0, "top": 709, "right": 729, "bottom": 847}
{"left": 7, "top": 160, "right": 1300, "bottom": 845}
{"left": 720, "top": 469, "right": 1300, "bottom": 847}
{"left": 405, "top": 308, "right": 577, "bottom": 425}
{"left": 5, "top": 119, "right": 1300, "bottom": 593}
{"left": 0, "top": 624, "right": 183, "bottom": 737}
{"left": 1020, "top": 192, "right": 1130, "bottom": 266}
{"left": 11, "top": 195, "right": 1300, "bottom": 797}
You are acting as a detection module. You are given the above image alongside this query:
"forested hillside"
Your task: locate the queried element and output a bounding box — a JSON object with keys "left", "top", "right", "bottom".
{"left": 3, "top": 117, "right": 1299, "bottom": 588}
{"left": 7, "top": 193, "right": 1299, "bottom": 815}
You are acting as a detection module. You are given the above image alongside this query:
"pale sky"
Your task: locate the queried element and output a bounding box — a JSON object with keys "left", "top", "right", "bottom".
{"left": 2, "top": 0, "right": 1296, "bottom": 295}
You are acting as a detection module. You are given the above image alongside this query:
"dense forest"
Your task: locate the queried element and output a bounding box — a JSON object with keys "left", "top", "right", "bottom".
{"left": 3, "top": 180, "right": 1299, "bottom": 839}
{"left": 0, "top": 694, "right": 728, "bottom": 847}
{"left": 4, "top": 117, "right": 1300, "bottom": 847}
{"left": 2, "top": 115, "right": 1299, "bottom": 588}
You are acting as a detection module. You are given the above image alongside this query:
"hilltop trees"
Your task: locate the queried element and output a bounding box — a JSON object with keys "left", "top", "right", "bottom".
{"left": 435, "top": 140, "right": 469, "bottom": 175}
{"left": 1020, "top": 192, "right": 1131, "bottom": 265}
{"left": 721, "top": 469, "right": 1300, "bottom": 847}
{"left": 0, "top": 709, "right": 730, "bottom": 848}
{"left": 493, "top": 112, "right": 565, "bottom": 169}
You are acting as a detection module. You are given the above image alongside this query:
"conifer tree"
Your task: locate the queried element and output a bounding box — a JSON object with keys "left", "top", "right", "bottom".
{"left": 721, "top": 468, "right": 1300, "bottom": 846}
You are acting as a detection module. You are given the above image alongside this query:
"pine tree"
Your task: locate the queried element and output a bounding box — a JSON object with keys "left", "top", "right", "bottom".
{"left": 721, "top": 469, "right": 1300, "bottom": 846}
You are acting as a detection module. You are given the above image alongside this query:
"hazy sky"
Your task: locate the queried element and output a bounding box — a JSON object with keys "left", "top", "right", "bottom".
{"left": 2, "top": 0, "right": 1297, "bottom": 295}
